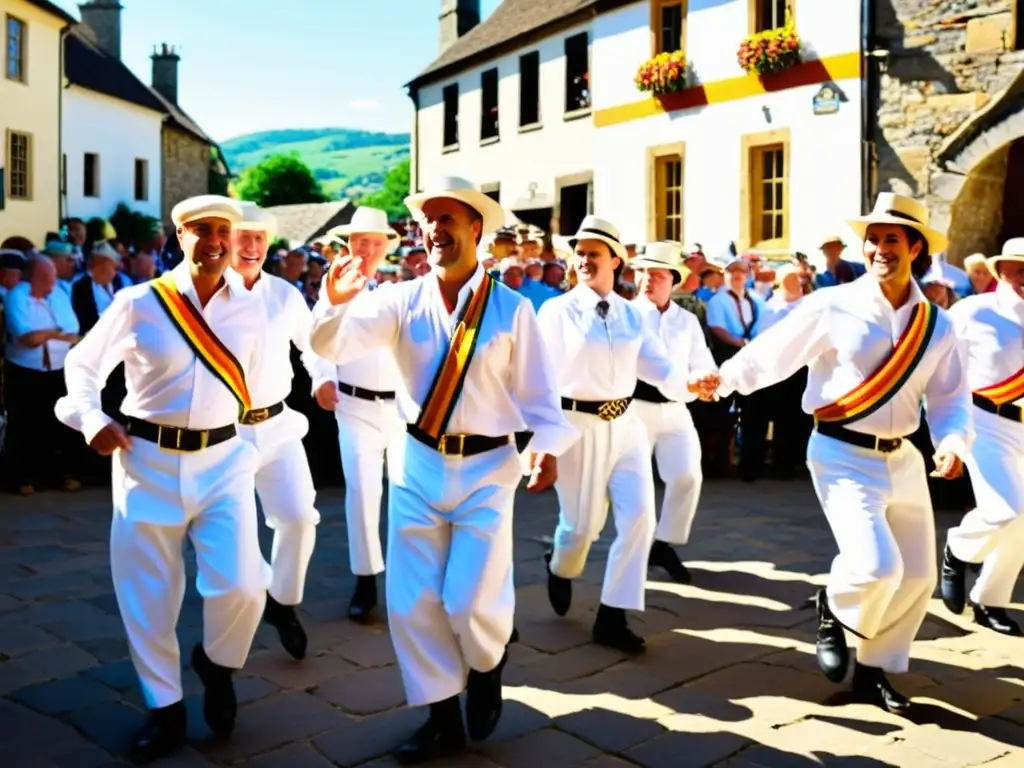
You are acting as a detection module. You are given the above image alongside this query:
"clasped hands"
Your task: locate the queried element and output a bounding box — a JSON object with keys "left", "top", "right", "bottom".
{"left": 687, "top": 372, "right": 723, "bottom": 402}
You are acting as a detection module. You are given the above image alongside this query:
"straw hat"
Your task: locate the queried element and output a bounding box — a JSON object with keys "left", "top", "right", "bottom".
{"left": 987, "top": 238, "right": 1024, "bottom": 277}
{"left": 404, "top": 176, "right": 506, "bottom": 236}
{"left": 326, "top": 206, "right": 399, "bottom": 249}
{"left": 847, "top": 192, "right": 947, "bottom": 255}
{"left": 566, "top": 215, "right": 628, "bottom": 263}
{"left": 630, "top": 241, "right": 690, "bottom": 285}
{"left": 236, "top": 202, "right": 278, "bottom": 240}
{"left": 171, "top": 195, "right": 243, "bottom": 228}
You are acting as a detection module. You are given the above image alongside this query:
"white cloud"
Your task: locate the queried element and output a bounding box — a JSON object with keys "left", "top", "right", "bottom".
{"left": 349, "top": 99, "right": 381, "bottom": 110}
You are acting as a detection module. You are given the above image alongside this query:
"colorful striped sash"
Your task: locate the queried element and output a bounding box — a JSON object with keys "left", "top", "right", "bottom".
{"left": 151, "top": 273, "right": 254, "bottom": 421}
{"left": 814, "top": 301, "right": 938, "bottom": 426}
{"left": 974, "top": 365, "right": 1024, "bottom": 407}
{"left": 415, "top": 275, "right": 496, "bottom": 440}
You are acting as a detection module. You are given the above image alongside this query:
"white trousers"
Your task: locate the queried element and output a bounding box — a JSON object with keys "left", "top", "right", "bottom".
{"left": 385, "top": 434, "right": 519, "bottom": 706}
{"left": 336, "top": 394, "right": 402, "bottom": 576}
{"left": 239, "top": 408, "right": 320, "bottom": 606}
{"left": 550, "top": 410, "right": 656, "bottom": 611}
{"left": 109, "top": 435, "right": 267, "bottom": 709}
{"left": 633, "top": 400, "right": 703, "bottom": 545}
{"left": 808, "top": 432, "right": 936, "bottom": 674}
{"left": 947, "top": 409, "right": 1024, "bottom": 607}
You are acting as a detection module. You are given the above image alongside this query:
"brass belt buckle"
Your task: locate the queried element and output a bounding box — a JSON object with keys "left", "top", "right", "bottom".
{"left": 597, "top": 398, "right": 629, "bottom": 421}
{"left": 439, "top": 434, "right": 465, "bottom": 456}
{"left": 245, "top": 408, "right": 270, "bottom": 425}
{"left": 157, "top": 424, "right": 185, "bottom": 453}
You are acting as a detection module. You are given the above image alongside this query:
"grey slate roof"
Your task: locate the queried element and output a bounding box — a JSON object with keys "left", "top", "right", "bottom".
{"left": 264, "top": 201, "right": 354, "bottom": 245}
{"left": 408, "top": 0, "right": 600, "bottom": 89}
{"left": 64, "top": 25, "right": 219, "bottom": 149}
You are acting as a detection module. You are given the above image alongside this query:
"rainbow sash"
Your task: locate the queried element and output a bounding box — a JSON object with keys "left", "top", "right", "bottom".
{"left": 814, "top": 301, "right": 937, "bottom": 426}
{"left": 974, "top": 365, "right": 1024, "bottom": 407}
{"left": 415, "top": 275, "right": 496, "bottom": 440}
{"left": 151, "top": 273, "right": 254, "bottom": 421}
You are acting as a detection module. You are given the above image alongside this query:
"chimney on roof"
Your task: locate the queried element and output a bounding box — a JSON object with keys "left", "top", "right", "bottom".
{"left": 439, "top": 0, "right": 480, "bottom": 53}
{"left": 151, "top": 43, "right": 180, "bottom": 104}
{"left": 78, "top": 0, "right": 122, "bottom": 59}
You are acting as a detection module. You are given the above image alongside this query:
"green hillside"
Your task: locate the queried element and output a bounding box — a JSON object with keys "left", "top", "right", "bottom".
{"left": 221, "top": 128, "right": 410, "bottom": 199}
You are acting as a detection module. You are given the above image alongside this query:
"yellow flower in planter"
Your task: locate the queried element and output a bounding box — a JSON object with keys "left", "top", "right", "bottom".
{"left": 635, "top": 50, "right": 687, "bottom": 95}
{"left": 737, "top": 21, "right": 801, "bottom": 75}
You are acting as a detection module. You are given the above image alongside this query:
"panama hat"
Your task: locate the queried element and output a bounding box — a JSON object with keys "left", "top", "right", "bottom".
{"left": 567, "top": 215, "right": 628, "bottom": 263}
{"left": 404, "top": 176, "right": 506, "bottom": 237}
{"left": 171, "top": 195, "right": 243, "bottom": 228}
{"left": 987, "top": 238, "right": 1024, "bottom": 277}
{"left": 848, "top": 192, "right": 947, "bottom": 255}
{"left": 236, "top": 202, "right": 278, "bottom": 240}
{"left": 326, "top": 206, "right": 400, "bottom": 248}
{"left": 631, "top": 241, "right": 690, "bottom": 285}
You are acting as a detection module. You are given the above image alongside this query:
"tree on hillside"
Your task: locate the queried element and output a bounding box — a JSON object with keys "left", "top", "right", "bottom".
{"left": 235, "top": 153, "right": 330, "bottom": 207}
{"left": 359, "top": 159, "right": 411, "bottom": 221}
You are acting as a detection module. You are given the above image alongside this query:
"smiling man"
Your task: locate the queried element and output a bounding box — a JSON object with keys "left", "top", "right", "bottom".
{"left": 55, "top": 195, "right": 271, "bottom": 761}
{"left": 700, "top": 193, "right": 972, "bottom": 714}
{"left": 314, "top": 206, "right": 405, "bottom": 624}
{"left": 230, "top": 201, "right": 336, "bottom": 661}
{"left": 310, "top": 176, "right": 577, "bottom": 764}
{"left": 940, "top": 238, "right": 1024, "bottom": 636}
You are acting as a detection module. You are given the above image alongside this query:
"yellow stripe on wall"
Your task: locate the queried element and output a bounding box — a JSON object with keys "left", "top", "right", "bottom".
{"left": 594, "top": 51, "right": 862, "bottom": 128}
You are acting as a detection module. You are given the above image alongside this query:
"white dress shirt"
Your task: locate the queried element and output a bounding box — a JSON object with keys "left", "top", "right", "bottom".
{"left": 91, "top": 274, "right": 117, "bottom": 316}
{"left": 249, "top": 273, "right": 333, "bottom": 406}
{"left": 718, "top": 276, "right": 972, "bottom": 457}
{"left": 3, "top": 282, "right": 80, "bottom": 370}
{"left": 310, "top": 265, "right": 578, "bottom": 456}
{"left": 334, "top": 284, "right": 401, "bottom": 393}
{"left": 948, "top": 281, "right": 1024, "bottom": 401}
{"left": 55, "top": 263, "right": 269, "bottom": 444}
{"left": 633, "top": 296, "right": 716, "bottom": 403}
{"left": 536, "top": 284, "right": 690, "bottom": 402}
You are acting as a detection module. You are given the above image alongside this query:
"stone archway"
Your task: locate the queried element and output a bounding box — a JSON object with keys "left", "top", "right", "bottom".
{"left": 927, "top": 89, "right": 1024, "bottom": 266}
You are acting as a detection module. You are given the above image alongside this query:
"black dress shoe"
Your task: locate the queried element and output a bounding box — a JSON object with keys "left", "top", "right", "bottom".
{"left": 394, "top": 697, "right": 466, "bottom": 765}
{"left": 190, "top": 643, "right": 237, "bottom": 737}
{"left": 592, "top": 604, "right": 645, "bottom": 654}
{"left": 264, "top": 592, "right": 308, "bottom": 660}
{"left": 545, "top": 552, "right": 572, "bottom": 616}
{"left": 972, "top": 603, "right": 1023, "bottom": 636}
{"left": 348, "top": 574, "right": 378, "bottom": 623}
{"left": 852, "top": 662, "right": 910, "bottom": 715}
{"left": 466, "top": 650, "right": 508, "bottom": 741}
{"left": 649, "top": 540, "right": 691, "bottom": 584}
{"left": 814, "top": 588, "right": 848, "bottom": 683}
{"left": 129, "top": 701, "right": 187, "bottom": 762}
{"left": 940, "top": 545, "right": 967, "bottom": 615}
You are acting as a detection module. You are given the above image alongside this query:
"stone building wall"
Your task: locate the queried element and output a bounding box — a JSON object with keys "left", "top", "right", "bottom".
{"left": 161, "top": 126, "right": 211, "bottom": 225}
{"left": 874, "top": 0, "right": 1024, "bottom": 264}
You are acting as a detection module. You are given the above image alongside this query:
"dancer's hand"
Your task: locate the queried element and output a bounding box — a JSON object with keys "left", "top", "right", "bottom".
{"left": 89, "top": 423, "right": 131, "bottom": 456}
{"left": 324, "top": 254, "right": 368, "bottom": 306}
{"left": 314, "top": 381, "right": 339, "bottom": 410}
{"left": 689, "top": 373, "right": 721, "bottom": 401}
{"left": 931, "top": 451, "right": 963, "bottom": 479}
{"left": 526, "top": 452, "right": 557, "bottom": 492}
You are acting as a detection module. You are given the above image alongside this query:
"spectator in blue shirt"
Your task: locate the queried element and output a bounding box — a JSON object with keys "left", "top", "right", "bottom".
{"left": 814, "top": 235, "right": 865, "bottom": 289}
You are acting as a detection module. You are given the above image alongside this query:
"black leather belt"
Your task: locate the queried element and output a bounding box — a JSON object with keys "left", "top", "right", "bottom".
{"left": 240, "top": 401, "right": 285, "bottom": 425}
{"left": 815, "top": 421, "right": 906, "bottom": 453}
{"left": 561, "top": 396, "right": 632, "bottom": 421}
{"left": 633, "top": 380, "right": 671, "bottom": 404}
{"left": 406, "top": 424, "right": 512, "bottom": 457}
{"left": 973, "top": 393, "right": 1023, "bottom": 422}
{"left": 126, "top": 419, "right": 236, "bottom": 452}
{"left": 339, "top": 382, "right": 396, "bottom": 401}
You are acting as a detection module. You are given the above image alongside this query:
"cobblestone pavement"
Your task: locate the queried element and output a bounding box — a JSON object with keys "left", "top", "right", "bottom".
{"left": 1, "top": 478, "right": 1022, "bottom": 767}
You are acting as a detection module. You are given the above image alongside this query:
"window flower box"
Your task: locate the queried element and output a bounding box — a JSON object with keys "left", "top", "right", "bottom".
{"left": 635, "top": 50, "right": 687, "bottom": 95}
{"left": 737, "top": 23, "right": 801, "bottom": 76}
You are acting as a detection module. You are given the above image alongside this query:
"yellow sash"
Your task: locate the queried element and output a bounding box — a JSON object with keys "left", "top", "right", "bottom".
{"left": 814, "top": 301, "right": 937, "bottom": 426}
{"left": 974, "top": 365, "right": 1024, "bottom": 407}
{"left": 415, "top": 275, "right": 496, "bottom": 440}
{"left": 151, "top": 273, "right": 254, "bottom": 420}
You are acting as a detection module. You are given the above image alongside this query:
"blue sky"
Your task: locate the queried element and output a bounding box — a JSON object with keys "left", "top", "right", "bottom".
{"left": 53, "top": 0, "right": 502, "bottom": 141}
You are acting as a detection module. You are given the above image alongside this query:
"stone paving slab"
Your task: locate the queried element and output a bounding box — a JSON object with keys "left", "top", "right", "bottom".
{"left": 1, "top": 478, "right": 1022, "bottom": 767}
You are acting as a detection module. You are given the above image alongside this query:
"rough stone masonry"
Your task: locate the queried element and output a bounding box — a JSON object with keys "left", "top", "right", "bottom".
{"left": 873, "top": 0, "right": 1024, "bottom": 265}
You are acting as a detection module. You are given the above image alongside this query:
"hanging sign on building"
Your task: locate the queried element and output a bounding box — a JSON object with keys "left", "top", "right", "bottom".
{"left": 812, "top": 83, "right": 841, "bottom": 115}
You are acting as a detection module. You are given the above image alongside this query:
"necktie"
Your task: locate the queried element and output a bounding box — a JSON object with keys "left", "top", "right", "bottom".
{"left": 596, "top": 300, "right": 609, "bottom": 319}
